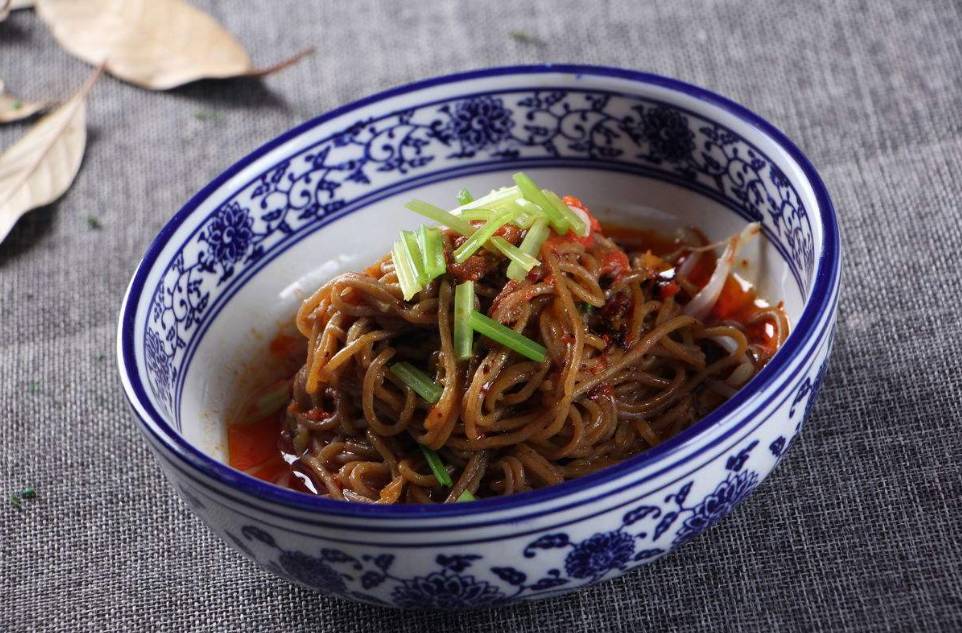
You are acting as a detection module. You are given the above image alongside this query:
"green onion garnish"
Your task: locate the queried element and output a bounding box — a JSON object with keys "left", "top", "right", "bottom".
{"left": 454, "top": 281, "right": 475, "bottom": 360}
{"left": 254, "top": 380, "right": 289, "bottom": 418}
{"left": 458, "top": 186, "right": 522, "bottom": 213}
{"left": 513, "top": 172, "right": 569, "bottom": 234}
{"left": 420, "top": 445, "right": 453, "bottom": 487}
{"left": 401, "top": 230, "right": 428, "bottom": 285}
{"left": 392, "top": 240, "right": 421, "bottom": 300}
{"left": 458, "top": 208, "right": 494, "bottom": 222}
{"left": 418, "top": 225, "right": 446, "bottom": 281}
{"left": 405, "top": 200, "right": 474, "bottom": 235}
{"left": 492, "top": 236, "right": 539, "bottom": 280}
{"left": 389, "top": 362, "right": 443, "bottom": 403}
{"left": 506, "top": 218, "right": 550, "bottom": 280}
{"left": 457, "top": 188, "right": 474, "bottom": 205}
{"left": 452, "top": 209, "right": 516, "bottom": 264}
{"left": 468, "top": 311, "right": 547, "bottom": 362}
{"left": 543, "top": 189, "right": 588, "bottom": 236}
{"left": 457, "top": 489, "right": 476, "bottom": 502}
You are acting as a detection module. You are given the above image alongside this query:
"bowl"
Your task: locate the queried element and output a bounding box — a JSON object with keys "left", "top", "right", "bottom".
{"left": 117, "top": 64, "right": 840, "bottom": 608}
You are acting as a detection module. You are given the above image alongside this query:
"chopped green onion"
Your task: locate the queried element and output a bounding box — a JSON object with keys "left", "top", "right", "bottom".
{"left": 405, "top": 200, "right": 473, "bottom": 235}
{"left": 513, "top": 172, "right": 569, "bottom": 234}
{"left": 389, "top": 362, "right": 443, "bottom": 403}
{"left": 543, "top": 189, "right": 588, "bottom": 236}
{"left": 454, "top": 281, "right": 475, "bottom": 360}
{"left": 418, "top": 225, "right": 446, "bottom": 280}
{"left": 391, "top": 240, "right": 421, "bottom": 300}
{"left": 492, "top": 236, "right": 539, "bottom": 280}
{"left": 507, "top": 218, "right": 550, "bottom": 280}
{"left": 458, "top": 208, "right": 494, "bottom": 222}
{"left": 420, "top": 445, "right": 453, "bottom": 487}
{"left": 468, "top": 311, "right": 547, "bottom": 362}
{"left": 254, "top": 380, "right": 289, "bottom": 418}
{"left": 457, "top": 186, "right": 522, "bottom": 213}
{"left": 401, "top": 230, "right": 428, "bottom": 285}
{"left": 452, "top": 209, "right": 516, "bottom": 264}
{"left": 457, "top": 489, "right": 476, "bottom": 502}
{"left": 457, "top": 188, "right": 474, "bottom": 205}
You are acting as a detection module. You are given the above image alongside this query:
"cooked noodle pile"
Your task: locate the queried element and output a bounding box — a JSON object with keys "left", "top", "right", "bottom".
{"left": 230, "top": 180, "right": 788, "bottom": 504}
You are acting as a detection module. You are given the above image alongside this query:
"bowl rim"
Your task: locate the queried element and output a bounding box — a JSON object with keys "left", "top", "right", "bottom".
{"left": 117, "top": 63, "right": 840, "bottom": 520}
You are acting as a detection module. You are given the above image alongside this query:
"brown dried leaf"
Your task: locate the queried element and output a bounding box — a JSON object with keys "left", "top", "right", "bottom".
{"left": 1, "top": 0, "right": 33, "bottom": 20}
{"left": 0, "top": 80, "right": 51, "bottom": 124}
{"left": 35, "top": 0, "right": 312, "bottom": 90}
{"left": 0, "top": 67, "right": 100, "bottom": 244}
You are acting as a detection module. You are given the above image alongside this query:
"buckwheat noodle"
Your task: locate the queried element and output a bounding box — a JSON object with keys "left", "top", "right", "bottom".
{"left": 263, "top": 215, "right": 787, "bottom": 504}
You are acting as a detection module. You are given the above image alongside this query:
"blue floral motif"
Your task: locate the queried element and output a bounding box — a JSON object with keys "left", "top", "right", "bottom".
{"left": 673, "top": 470, "right": 759, "bottom": 545}
{"left": 141, "top": 86, "right": 815, "bottom": 428}
{"left": 391, "top": 571, "right": 505, "bottom": 609}
{"left": 443, "top": 96, "right": 515, "bottom": 156}
{"left": 278, "top": 550, "right": 347, "bottom": 594}
{"left": 563, "top": 530, "right": 636, "bottom": 579}
{"left": 144, "top": 329, "right": 174, "bottom": 407}
{"left": 223, "top": 441, "right": 767, "bottom": 606}
{"left": 636, "top": 105, "right": 695, "bottom": 163}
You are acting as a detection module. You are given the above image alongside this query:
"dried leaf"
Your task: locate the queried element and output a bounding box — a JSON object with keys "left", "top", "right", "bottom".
{"left": 0, "top": 67, "right": 99, "bottom": 244}
{"left": 0, "top": 80, "right": 51, "bottom": 124}
{"left": 0, "top": 0, "right": 33, "bottom": 20}
{"left": 35, "top": 0, "right": 312, "bottom": 90}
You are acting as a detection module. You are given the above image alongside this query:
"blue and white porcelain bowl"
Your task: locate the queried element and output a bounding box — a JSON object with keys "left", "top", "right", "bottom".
{"left": 117, "top": 65, "right": 840, "bottom": 608}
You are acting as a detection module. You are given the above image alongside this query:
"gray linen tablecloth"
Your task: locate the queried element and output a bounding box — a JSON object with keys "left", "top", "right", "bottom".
{"left": 2, "top": 1, "right": 961, "bottom": 631}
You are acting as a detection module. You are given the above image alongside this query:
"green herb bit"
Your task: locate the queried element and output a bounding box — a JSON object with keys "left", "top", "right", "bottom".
{"left": 18, "top": 487, "right": 36, "bottom": 499}
{"left": 457, "top": 188, "right": 474, "bottom": 205}
{"left": 417, "top": 225, "right": 446, "bottom": 281}
{"left": 419, "top": 445, "right": 454, "bottom": 487}
{"left": 492, "top": 236, "right": 539, "bottom": 280}
{"left": 405, "top": 200, "right": 473, "bottom": 235}
{"left": 254, "top": 380, "right": 289, "bottom": 418}
{"left": 457, "top": 489, "right": 477, "bottom": 502}
{"left": 509, "top": 30, "right": 546, "bottom": 47}
{"left": 454, "top": 281, "right": 475, "bottom": 361}
{"left": 12, "top": 99, "right": 23, "bottom": 110}
{"left": 452, "top": 209, "right": 516, "bottom": 264}
{"left": 401, "top": 230, "right": 428, "bottom": 285}
{"left": 542, "top": 189, "right": 587, "bottom": 236}
{"left": 10, "top": 494, "right": 21, "bottom": 510}
{"left": 579, "top": 302, "right": 596, "bottom": 315}
{"left": 468, "top": 311, "right": 547, "bottom": 362}
{"left": 390, "top": 362, "right": 443, "bottom": 403}
{"left": 507, "top": 218, "right": 550, "bottom": 280}
{"left": 27, "top": 381, "right": 39, "bottom": 394}
{"left": 391, "top": 239, "right": 421, "bottom": 300}
{"left": 513, "top": 172, "right": 569, "bottom": 234}
{"left": 458, "top": 208, "right": 494, "bottom": 222}
{"left": 86, "top": 215, "right": 103, "bottom": 230}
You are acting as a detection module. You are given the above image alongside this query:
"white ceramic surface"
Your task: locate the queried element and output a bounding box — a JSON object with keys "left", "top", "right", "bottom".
{"left": 117, "top": 65, "right": 840, "bottom": 608}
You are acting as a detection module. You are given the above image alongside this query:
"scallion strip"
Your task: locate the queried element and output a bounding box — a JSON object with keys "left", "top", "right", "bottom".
{"left": 390, "top": 362, "right": 443, "bottom": 403}
{"left": 419, "top": 445, "right": 453, "bottom": 487}
{"left": 506, "top": 218, "right": 550, "bottom": 280}
{"left": 405, "top": 200, "right": 473, "bottom": 235}
{"left": 492, "top": 236, "right": 539, "bottom": 280}
{"left": 253, "top": 380, "right": 289, "bottom": 418}
{"left": 418, "top": 225, "right": 446, "bottom": 280}
{"left": 456, "top": 186, "right": 521, "bottom": 213}
{"left": 457, "top": 188, "right": 473, "bottom": 205}
{"left": 513, "top": 172, "right": 569, "bottom": 234}
{"left": 543, "top": 189, "right": 588, "bottom": 237}
{"left": 458, "top": 208, "right": 494, "bottom": 222}
{"left": 468, "top": 311, "right": 547, "bottom": 362}
{"left": 452, "top": 209, "right": 516, "bottom": 264}
{"left": 401, "top": 230, "right": 428, "bottom": 285}
{"left": 454, "top": 281, "right": 475, "bottom": 360}
{"left": 457, "top": 489, "right": 476, "bottom": 502}
{"left": 391, "top": 240, "right": 420, "bottom": 300}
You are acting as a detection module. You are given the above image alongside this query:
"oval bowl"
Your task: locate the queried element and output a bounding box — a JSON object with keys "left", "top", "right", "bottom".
{"left": 117, "top": 64, "right": 840, "bottom": 608}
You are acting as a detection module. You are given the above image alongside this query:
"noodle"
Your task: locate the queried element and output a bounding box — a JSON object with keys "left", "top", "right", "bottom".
{"left": 228, "top": 189, "right": 788, "bottom": 504}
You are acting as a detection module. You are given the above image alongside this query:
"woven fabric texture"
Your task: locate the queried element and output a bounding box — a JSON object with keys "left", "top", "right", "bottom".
{"left": 2, "top": 1, "right": 961, "bottom": 631}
